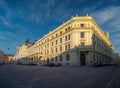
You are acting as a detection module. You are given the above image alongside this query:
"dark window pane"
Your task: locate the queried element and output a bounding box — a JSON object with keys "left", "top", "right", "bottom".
{"left": 66, "top": 54, "right": 70, "bottom": 61}
{"left": 60, "top": 55, "right": 62, "bottom": 61}
{"left": 80, "top": 23, "right": 84, "bottom": 27}
{"left": 80, "top": 32, "right": 84, "bottom": 38}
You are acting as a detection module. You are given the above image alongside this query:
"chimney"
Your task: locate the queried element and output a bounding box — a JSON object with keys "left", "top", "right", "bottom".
{"left": 105, "top": 32, "right": 109, "bottom": 39}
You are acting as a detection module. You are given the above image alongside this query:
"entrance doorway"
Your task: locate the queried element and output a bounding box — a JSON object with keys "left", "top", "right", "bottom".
{"left": 80, "top": 54, "right": 85, "bottom": 65}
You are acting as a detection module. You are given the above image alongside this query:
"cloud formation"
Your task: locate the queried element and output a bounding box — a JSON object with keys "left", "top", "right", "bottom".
{"left": 91, "top": 6, "right": 120, "bottom": 53}
{"left": 0, "top": 0, "right": 120, "bottom": 54}
{"left": 92, "top": 6, "right": 120, "bottom": 25}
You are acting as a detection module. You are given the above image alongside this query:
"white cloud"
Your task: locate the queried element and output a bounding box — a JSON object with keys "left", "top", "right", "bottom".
{"left": 0, "top": 31, "right": 19, "bottom": 41}
{"left": 92, "top": 6, "right": 120, "bottom": 25}
{"left": 4, "top": 21, "right": 11, "bottom": 26}
{"left": 0, "top": 12, "right": 11, "bottom": 26}
{"left": 90, "top": 6, "right": 120, "bottom": 53}
{"left": 25, "top": 0, "right": 71, "bottom": 24}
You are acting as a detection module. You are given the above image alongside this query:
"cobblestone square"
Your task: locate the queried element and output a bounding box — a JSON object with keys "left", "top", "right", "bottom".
{"left": 0, "top": 65, "right": 120, "bottom": 88}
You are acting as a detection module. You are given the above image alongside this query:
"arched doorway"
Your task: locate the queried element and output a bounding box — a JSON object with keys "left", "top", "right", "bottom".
{"left": 80, "top": 54, "right": 85, "bottom": 65}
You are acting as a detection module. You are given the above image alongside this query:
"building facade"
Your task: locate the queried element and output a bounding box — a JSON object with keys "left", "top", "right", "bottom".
{"left": 0, "top": 50, "right": 14, "bottom": 64}
{"left": 4, "top": 54, "right": 14, "bottom": 63}
{"left": 113, "top": 53, "right": 120, "bottom": 64}
{"left": 15, "top": 15, "right": 114, "bottom": 66}
{"left": 15, "top": 39, "right": 31, "bottom": 60}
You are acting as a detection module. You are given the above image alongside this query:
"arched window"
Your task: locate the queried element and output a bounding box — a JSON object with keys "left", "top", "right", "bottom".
{"left": 60, "top": 55, "right": 62, "bottom": 61}
{"left": 66, "top": 54, "right": 70, "bottom": 61}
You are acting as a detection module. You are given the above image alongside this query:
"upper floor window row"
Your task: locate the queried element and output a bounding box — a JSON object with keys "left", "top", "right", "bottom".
{"left": 65, "top": 26, "right": 71, "bottom": 32}
{"left": 65, "top": 34, "right": 71, "bottom": 41}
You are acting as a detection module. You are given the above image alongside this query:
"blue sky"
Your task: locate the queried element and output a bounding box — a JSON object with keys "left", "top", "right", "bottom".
{"left": 0, "top": 0, "right": 120, "bottom": 54}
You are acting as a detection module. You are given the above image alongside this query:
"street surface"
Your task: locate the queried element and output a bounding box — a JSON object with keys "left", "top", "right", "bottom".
{"left": 0, "top": 64, "right": 120, "bottom": 88}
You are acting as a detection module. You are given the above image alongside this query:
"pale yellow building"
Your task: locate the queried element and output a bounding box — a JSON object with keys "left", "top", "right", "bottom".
{"left": 15, "top": 15, "right": 114, "bottom": 66}
{"left": 16, "top": 39, "right": 31, "bottom": 60}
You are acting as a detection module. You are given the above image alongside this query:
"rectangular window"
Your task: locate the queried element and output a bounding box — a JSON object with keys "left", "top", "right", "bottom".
{"left": 60, "top": 31, "right": 62, "bottom": 34}
{"left": 60, "top": 38, "right": 62, "bottom": 43}
{"left": 60, "top": 46, "right": 62, "bottom": 52}
{"left": 80, "top": 23, "right": 84, "bottom": 27}
{"left": 45, "top": 51, "right": 46, "bottom": 55}
{"left": 56, "top": 40, "right": 57, "bottom": 45}
{"left": 55, "top": 57, "right": 57, "bottom": 62}
{"left": 60, "top": 55, "right": 62, "bottom": 61}
{"left": 65, "top": 45, "right": 67, "bottom": 51}
{"left": 51, "top": 49, "right": 53, "bottom": 54}
{"left": 52, "top": 42, "right": 53, "bottom": 46}
{"left": 68, "top": 34, "right": 70, "bottom": 40}
{"left": 80, "top": 32, "right": 84, "bottom": 38}
{"left": 56, "top": 34, "right": 58, "bottom": 37}
{"left": 65, "top": 36, "right": 67, "bottom": 41}
{"left": 68, "top": 26, "right": 71, "bottom": 30}
{"left": 81, "top": 42, "right": 85, "bottom": 46}
{"left": 68, "top": 44, "right": 70, "bottom": 50}
{"left": 65, "top": 28, "right": 67, "bottom": 32}
{"left": 56, "top": 48, "right": 57, "bottom": 53}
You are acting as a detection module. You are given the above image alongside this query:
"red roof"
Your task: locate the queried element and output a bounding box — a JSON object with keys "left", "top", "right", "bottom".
{"left": 5, "top": 54, "right": 14, "bottom": 56}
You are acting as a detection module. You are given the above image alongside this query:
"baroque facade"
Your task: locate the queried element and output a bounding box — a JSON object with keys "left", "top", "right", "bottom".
{"left": 15, "top": 15, "right": 114, "bottom": 66}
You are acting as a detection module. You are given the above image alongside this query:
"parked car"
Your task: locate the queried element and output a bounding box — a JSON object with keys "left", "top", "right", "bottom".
{"left": 47, "top": 63, "right": 55, "bottom": 67}
{"left": 43, "top": 63, "right": 61, "bottom": 67}
{"left": 92, "top": 63, "right": 100, "bottom": 67}
{"left": 54, "top": 63, "right": 61, "bottom": 67}
{"left": 28, "top": 62, "right": 37, "bottom": 66}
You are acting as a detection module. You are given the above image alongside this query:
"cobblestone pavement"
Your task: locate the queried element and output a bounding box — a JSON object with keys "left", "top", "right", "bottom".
{"left": 0, "top": 64, "right": 120, "bottom": 88}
